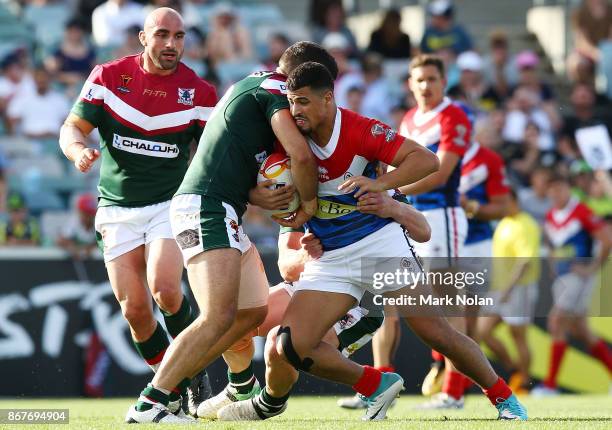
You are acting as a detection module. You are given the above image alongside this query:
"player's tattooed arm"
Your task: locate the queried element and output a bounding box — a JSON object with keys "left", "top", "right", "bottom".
{"left": 59, "top": 113, "right": 100, "bottom": 173}
{"left": 277, "top": 231, "right": 322, "bottom": 282}
{"left": 357, "top": 192, "right": 431, "bottom": 242}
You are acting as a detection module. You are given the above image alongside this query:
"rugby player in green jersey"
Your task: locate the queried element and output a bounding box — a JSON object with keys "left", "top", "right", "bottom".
{"left": 125, "top": 42, "right": 340, "bottom": 423}
{"left": 60, "top": 8, "right": 218, "bottom": 416}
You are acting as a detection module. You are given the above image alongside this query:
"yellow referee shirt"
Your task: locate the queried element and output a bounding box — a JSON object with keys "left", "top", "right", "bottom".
{"left": 492, "top": 211, "right": 541, "bottom": 290}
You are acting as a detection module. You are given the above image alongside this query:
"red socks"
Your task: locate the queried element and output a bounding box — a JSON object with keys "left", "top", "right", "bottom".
{"left": 483, "top": 377, "right": 512, "bottom": 405}
{"left": 443, "top": 370, "right": 466, "bottom": 400}
{"left": 590, "top": 339, "right": 612, "bottom": 373}
{"left": 431, "top": 350, "right": 444, "bottom": 362}
{"left": 375, "top": 365, "right": 395, "bottom": 373}
{"left": 544, "top": 341, "right": 567, "bottom": 388}
{"left": 353, "top": 366, "right": 382, "bottom": 397}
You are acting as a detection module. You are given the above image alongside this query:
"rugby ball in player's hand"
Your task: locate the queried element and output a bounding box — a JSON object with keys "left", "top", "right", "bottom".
{"left": 257, "top": 153, "right": 301, "bottom": 218}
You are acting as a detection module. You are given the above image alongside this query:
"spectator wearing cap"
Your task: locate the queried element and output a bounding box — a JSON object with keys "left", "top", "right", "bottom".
{"left": 568, "top": 0, "right": 612, "bottom": 84}
{"left": 512, "top": 50, "right": 561, "bottom": 131}
{"left": 0, "top": 193, "right": 40, "bottom": 246}
{"left": 447, "top": 51, "right": 503, "bottom": 113}
{"left": 420, "top": 0, "right": 473, "bottom": 55}
{"left": 0, "top": 53, "right": 35, "bottom": 129}
{"left": 482, "top": 30, "right": 519, "bottom": 99}
{"left": 91, "top": 0, "right": 145, "bottom": 48}
{"left": 6, "top": 67, "right": 70, "bottom": 139}
{"left": 205, "top": 2, "right": 253, "bottom": 66}
{"left": 57, "top": 193, "right": 98, "bottom": 258}
{"left": 367, "top": 9, "right": 412, "bottom": 59}
{"left": 44, "top": 18, "right": 96, "bottom": 89}
{"left": 311, "top": 0, "right": 358, "bottom": 57}
{"left": 559, "top": 82, "right": 612, "bottom": 163}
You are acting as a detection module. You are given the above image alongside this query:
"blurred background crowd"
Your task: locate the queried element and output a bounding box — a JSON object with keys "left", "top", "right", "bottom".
{"left": 0, "top": 0, "right": 610, "bottom": 255}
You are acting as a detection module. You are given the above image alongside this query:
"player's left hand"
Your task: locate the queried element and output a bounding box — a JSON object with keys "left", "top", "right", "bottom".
{"left": 357, "top": 192, "right": 397, "bottom": 218}
{"left": 338, "top": 176, "right": 385, "bottom": 198}
{"left": 272, "top": 207, "right": 312, "bottom": 229}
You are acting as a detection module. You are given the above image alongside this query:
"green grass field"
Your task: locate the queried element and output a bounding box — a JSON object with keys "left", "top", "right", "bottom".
{"left": 0, "top": 395, "right": 610, "bottom": 429}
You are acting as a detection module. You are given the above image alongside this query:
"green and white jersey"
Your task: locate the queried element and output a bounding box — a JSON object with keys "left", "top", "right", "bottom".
{"left": 176, "top": 71, "right": 289, "bottom": 219}
{"left": 71, "top": 54, "right": 218, "bottom": 207}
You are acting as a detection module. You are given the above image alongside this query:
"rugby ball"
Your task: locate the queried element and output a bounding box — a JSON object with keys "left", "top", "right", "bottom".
{"left": 257, "top": 153, "right": 301, "bottom": 218}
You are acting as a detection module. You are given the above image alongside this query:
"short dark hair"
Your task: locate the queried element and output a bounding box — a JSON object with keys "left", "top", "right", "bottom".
{"left": 287, "top": 61, "right": 334, "bottom": 93}
{"left": 280, "top": 41, "right": 339, "bottom": 80}
{"left": 548, "top": 170, "right": 570, "bottom": 185}
{"left": 409, "top": 54, "right": 445, "bottom": 77}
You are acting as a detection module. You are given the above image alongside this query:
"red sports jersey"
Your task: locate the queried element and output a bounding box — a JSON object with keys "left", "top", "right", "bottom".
{"left": 399, "top": 97, "right": 471, "bottom": 210}
{"left": 460, "top": 143, "right": 510, "bottom": 244}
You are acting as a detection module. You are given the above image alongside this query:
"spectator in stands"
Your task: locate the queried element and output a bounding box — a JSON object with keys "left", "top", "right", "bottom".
{"left": 0, "top": 149, "right": 6, "bottom": 213}
{"left": 518, "top": 166, "right": 552, "bottom": 224}
{"left": 503, "top": 86, "right": 555, "bottom": 152}
{"left": 44, "top": 18, "right": 96, "bottom": 89}
{"left": 112, "top": 25, "right": 144, "bottom": 59}
{"left": 181, "top": 27, "right": 207, "bottom": 77}
{"left": 390, "top": 103, "right": 408, "bottom": 130}
{"left": 345, "top": 84, "right": 364, "bottom": 114}
{"left": 508, "top": 122, "right": 543, "bottom": 186}
{"left": 323, "top": 32, "right": 360, "bottom": 106}
{"left": 587, "top": 170, "right": 612, "bottom": 216}
{"left": 420, "top": 0, "right": 473, "bottom": 55}
{"left": 568, "top": 0, "right": 612, "bottom": 84}
{"left": 144, "top": 0, "right": 202, "bottom": 29}
{"left": 559, "top": 82, "right": 612, "bottom": 163}
{"left": 242, "top": 206, "right": 279, "bottom": 253}
{"left": 205, "top": 2, "right": 253, "bottom": 66}
{"left": 358, "top": 52, "right": 393, "bottom": 123}
{"left": 448, "top": 51, "right": 502, "bottom": 113}
{"left": 310, "top": 0, "right": 358, "bottom": 57}
{"left": 513, "top": 50, "right": 561, "bottom": 130}
{"left": 259, "top": 33, "right": 291, "bottom": 71}
{"left": 482, "top": 30, "right": 518, "bottom": 100}
{"left": 367, "top": 8, "right": 412, "bottom": 59}
{"left": 6, "top": 68, "right": 70, "bottom": 139}
{"left": 91, "top": 0, "right": 145, "bottom": 48}
{"left": 57, "top": 193, "right": 98, "bottom": 258}
{"left": 0, "top": 192, "right": 40, "bottom": 246}
{"left": 0, "top": 53, "right": 35, "bottom": 130}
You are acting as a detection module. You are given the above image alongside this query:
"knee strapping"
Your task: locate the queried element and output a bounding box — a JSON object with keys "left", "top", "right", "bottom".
{"left": 277, "top": 326, "right": 313, "bottom": 372}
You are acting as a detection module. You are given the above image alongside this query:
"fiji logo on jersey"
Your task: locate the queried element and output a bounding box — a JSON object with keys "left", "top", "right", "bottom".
{"left": 178, "top": 88, "right": 195, "bottom": 106}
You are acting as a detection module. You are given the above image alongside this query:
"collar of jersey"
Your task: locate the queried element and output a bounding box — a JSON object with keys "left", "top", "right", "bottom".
{"left": 308, "top": 108, "right": 341, "bottom": 160}
{"left": 551, "top": 196, "right": 579, "bottom": 224}
{"left": 413, "top": 97, "right": 452, "bottom": 127}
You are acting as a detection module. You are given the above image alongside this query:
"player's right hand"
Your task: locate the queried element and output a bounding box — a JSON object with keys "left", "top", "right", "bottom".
{"left": 74, "top": 148, "right": 100, "bottom": 173}
{"left": 273, "top": 207, "right": 312, "bottom": 229}
{"left": 300, "top": 232, "right": 322, "bottom": 260}
{"left": 249, "top": 179, "right": 295, "bottom": 210}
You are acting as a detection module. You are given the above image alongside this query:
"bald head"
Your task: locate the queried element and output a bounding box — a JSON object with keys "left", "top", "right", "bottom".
{"left": 144, "top": 7, "right": 183, "bottom": 33}
{"left": 139, "top": 7, "right": 185, "bottom": 75}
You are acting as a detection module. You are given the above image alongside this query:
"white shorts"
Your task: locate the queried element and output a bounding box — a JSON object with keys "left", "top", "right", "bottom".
{"left": 486, "top": 283, "right": 538, "bottom": 326}
{"left": 95, "top": 201, "right": 173, "bottom": 263}
{"left": 552, "top": 272, "right": 595, "bottom": 315}
{"left": 412, "top": 207, "right": 467, "bottom": 269}
{"left": 293, "top": 222, "right": 422, "bottom": 301}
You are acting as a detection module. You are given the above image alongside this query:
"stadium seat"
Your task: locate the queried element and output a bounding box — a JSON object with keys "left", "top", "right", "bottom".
{"left": 237, "top": 4, "right": 283, "bottom": 29}
{"left": 23, "top": 3, "right": 71, "bottom": 53}
{"left": 23, "top": 189, "right": 65, "bottom": 215}
{"left": 0, "top": 136, "right": 39, "bottom": 159}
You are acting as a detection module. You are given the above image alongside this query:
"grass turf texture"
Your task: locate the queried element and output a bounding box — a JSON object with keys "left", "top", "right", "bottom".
{"left": 0, "top": 395, "right": 610, "bottom": 429}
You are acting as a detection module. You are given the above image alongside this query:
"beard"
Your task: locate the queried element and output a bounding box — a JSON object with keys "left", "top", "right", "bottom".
{"left": 153, "top": 50, "right": 182, "bottom": 70}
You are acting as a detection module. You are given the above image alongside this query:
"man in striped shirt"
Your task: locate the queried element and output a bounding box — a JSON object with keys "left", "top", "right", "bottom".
{"left": 59, "top": 7, "right": 217, "bottom": 416}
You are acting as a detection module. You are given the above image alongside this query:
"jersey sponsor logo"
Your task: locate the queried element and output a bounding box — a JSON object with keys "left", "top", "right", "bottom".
{"left": 117, "top": 74, "right": 132, "bottom": 93}
{"left": 260, "top": 78, "right": 287, "bottom": 94}
{"left": 178, "top": 88, "right": 195, "bottom": 106}
{"left": 315, "top": 198, "right": 356, "bottom": 219}
{"left": 175, "top": 229, "right": 200, "bottom": 249}
{"left": 84, "top": 88, "right": 94, "bottom": 101}
{"left": 143, "top": 89, "right": 167, "bottom": 97}
{"left": 112, "top": 134, "right": 179, "bottom": 158}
